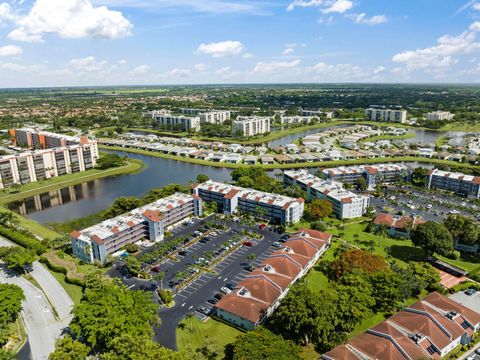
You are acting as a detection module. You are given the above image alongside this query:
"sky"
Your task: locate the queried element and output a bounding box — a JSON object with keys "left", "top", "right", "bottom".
{"left": 0, "top": 0, "right": 480, "bottom": 87}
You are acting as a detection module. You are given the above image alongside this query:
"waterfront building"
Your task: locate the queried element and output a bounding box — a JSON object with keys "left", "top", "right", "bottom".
{"left": 427, "top": 169, "right": 480, "bottom": 198}
{"left": 71, "top": 193, "right": 203, "bottom": 263}
{"left": 232, "top": 116, "right": 271, "bottom": 137}
{"left": 283, "top": 170, "right": 370, "bottom": 219}
{"left": 192, "top": 180, "right": 304, "bottom": 225}
{"left": 426, "top": 111, "right": 455, "bottom": 121}
{"left": 322, "top": 164, "right": 411, "bottom": 190}
{"left": 215, "top": 229, "right": 332, "bottom": 330}
{"left": 365, "top": 108, "right": 407, "bottom": 123}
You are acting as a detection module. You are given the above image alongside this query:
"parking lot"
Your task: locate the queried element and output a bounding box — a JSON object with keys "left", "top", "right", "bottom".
{"left": 108, "top": 217, "right": 286, "bottom": 350}
{"left": 372, "top": 185, "right": 478, "bottom": 222}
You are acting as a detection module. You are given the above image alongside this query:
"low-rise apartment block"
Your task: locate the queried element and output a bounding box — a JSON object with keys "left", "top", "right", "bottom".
{"left": 232, "top": 116, "right": 271, "bottom": 137}
{"left": 216, "top": 229, "right": 332, "bottom": 330}
{"left": 427, "top": 169, "right": 480, "bottom": 198}
{"left": 322, "top": 164, "right": 411, "bottom": 190}
{"left": 365, "top": 108, "right": 407, "bottom": 123}
{"left": 323, "top": 291, "right": 480, "bottom": 359}
{"left": 284, "top": 170, "right": 370, "bottom": 219}
{"left": 192, "top": 180, "right": 304, "bottom": 225}
{"left": 71, "top": 193, "right": 203, "bottom": 263}
{"left": 426, "top": 111, "right": 455, "bottom": 121}
{"left": 9, "top": 128, "right": 94, "bottom": 150}
{"left": 0, "top": 143, "right": 98, "bottom": 189}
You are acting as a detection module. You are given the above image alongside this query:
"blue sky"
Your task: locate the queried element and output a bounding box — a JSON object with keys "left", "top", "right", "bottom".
{"left": 0, "top": 0, "right": 479, "bottom": 87}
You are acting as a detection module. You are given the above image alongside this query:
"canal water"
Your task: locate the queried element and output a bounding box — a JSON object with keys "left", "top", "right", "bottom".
{"left": 7, "top": 151, "right": 232, "bottom": 224}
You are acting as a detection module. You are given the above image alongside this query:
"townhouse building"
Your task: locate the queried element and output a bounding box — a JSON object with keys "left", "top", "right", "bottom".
{"left": 0, "top": 143, "right": 98, "bottom": 189}
{"left": 323, "top": 292, "right": 480, "bottom": 359}
{"left": 284, "top": 170, "right": 370, "bottom": 219}
{"left": 232, "top": 116, "right": 271, "bottom": 137}
{"left": 71, "top": 193, "right": 203, "bottom": 263}
{"left": 365, "top": 108, "right": 407, "bottom": 123}
{"left": 427, "top": 169, "right": 480, "bottom": 198}
{"left": 215, "top": 229, "right": 332, "bottom": 330}
{"left": 322, "top": 164, "right": 411, "bottom": 190}
{"left": 192, "top": 180, "right": 304, "bottom": 225}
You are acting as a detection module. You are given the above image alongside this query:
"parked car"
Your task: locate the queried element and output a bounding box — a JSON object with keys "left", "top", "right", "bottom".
{"left": 220, "top": 287, "right": 232, "bottom": 294}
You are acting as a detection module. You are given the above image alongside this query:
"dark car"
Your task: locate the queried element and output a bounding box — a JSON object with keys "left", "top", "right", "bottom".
{"left": 244, "top": 265, "right": 254, "bottom": 272}
{"left": 225, "top": 282, "right": 235, "bottom": 290}
{"left": 207, "top": 297, "right": 219, "bottom": 305}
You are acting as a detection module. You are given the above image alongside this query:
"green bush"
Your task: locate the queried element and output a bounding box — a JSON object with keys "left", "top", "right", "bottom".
{"left": 0, "top": 226, "right": 46, "bottom": 255}
{"left": 125, "top": 243, "right": 138, "bottom": 254}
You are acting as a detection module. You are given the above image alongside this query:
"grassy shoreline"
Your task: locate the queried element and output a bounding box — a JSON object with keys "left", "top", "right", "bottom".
{"left": 102, "top": 145, "right": 480, "bottom": 173}
{"left": 0, "top": 159, "right": 145, "bottom": 240}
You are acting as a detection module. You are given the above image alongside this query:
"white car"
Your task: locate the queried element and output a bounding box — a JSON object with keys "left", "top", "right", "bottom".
{"left": 220, "top": 287, "right": 232, "bottom": 294}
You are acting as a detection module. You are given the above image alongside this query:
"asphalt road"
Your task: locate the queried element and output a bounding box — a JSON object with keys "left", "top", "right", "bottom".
{"left": 108, "top": 220, "right": 283, "bottom": 350}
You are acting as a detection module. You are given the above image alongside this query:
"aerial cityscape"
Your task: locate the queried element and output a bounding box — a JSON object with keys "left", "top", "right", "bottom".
{"left": 1, "top": 1, "right": 480, "bottom": 360}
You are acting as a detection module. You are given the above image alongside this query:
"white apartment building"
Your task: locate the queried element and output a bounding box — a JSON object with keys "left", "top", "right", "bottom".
{"left": 284, "top": 170, "right": 370, "bottom": 219}
{"left": 426, "top": 111, "right": 455, "bottom": 121}
{"left": 232, "top": 116, "right": 271, "bottom": 137}
{"left": 192, "top": 180, "right": 304, "bottom": 225}
{"left": 152, "top": 114, "right": 201, "bottom": 132}
{"left": 365, "top": 108, "right": 407, "bottom": 123}
{"left": 71, "top": 193, "right": 203, "bottom": 263}
{"left": 0, "top": 143, "right": 99, "bottom": 189}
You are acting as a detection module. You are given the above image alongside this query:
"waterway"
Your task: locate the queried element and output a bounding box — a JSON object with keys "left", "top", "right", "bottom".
{"left": 7, "top": 151, "right": 232, "bottom": 224}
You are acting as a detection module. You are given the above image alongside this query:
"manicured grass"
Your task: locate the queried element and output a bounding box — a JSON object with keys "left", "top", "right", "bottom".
{"left": 46, "top": 268, "right": 83, "bottom": 305}
{"left": 101, "top": 145, "right": 480, "bottom": 173}
{"left": 176, "top": 317, "right": 243, "bottom": 357}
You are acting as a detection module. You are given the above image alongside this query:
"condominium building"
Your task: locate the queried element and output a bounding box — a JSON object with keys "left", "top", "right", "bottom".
{"left": 71, "top": 193, "right": 203, "bottom": 263}
{"left": 192, "top": 180, "right": 304, "bottom": 225}
{"left": 232, "top": 116, "right": 271, "bottom": 137}
{"left": 426, "top": 111, "right": 455, "bottom": 121}
{"left": 427, "top": 169, "right": 480, "bottom": 198}
{"left": 283, "top": 170, "right": 370, "bottom": 219}
{"left": 9, "top": 128, "right": 93, "bottom": 150}
{"left": 0, "top": 143, "right": 98, "bottom": 189}
{"left": 365, "top": 108, "right": 407, "bottom": 123}
{"left": 216, "top": 229, "right": 332, "bottom": 330}
{"left": 322, "top": 164, "right": 411, "bottom": 190}
{"left": 151, "top": 113, "right": 201, "bottom": 132}
{"left": 323, "top": 292, "right": 480, "bottom": 359}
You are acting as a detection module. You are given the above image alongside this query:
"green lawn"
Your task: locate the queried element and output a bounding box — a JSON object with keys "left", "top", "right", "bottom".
{"left": 176, "top": 317, "right": 243, "bottom": 358}
{"left": 46, "top": 268, "right": 83, "bottom": 305}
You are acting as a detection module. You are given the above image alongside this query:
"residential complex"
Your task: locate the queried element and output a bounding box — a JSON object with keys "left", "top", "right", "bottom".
{"left": 426, "top": 111, "right": 455, "bottom": 121}
{"left": 71, "top": 193, "right": 203, "bottom": 263}
{"left": 374, "top": 213, "right": 425, "bottom": 238}
{"left": 215, "top": 229, "right": 332, "bottom": 330}
{"left": 365, "top": 108, "right": 407, "bottom": 123}
{"left": 427, "top": 169, "right": 480, "bottom": 198}
{"left": 0, "top": 144, "right": 98, "bottom": 189}
{"left": 9, "top": 128, "right": 90, "bottom": 150}
{"left": 323, "top": 292, "right": 480, "bottom": 359}
{"left": 283, "top": 170, "right": 370, "bottom": 219}
{"left": 322, "top": 164, "right": 411, "bottom": 190}
{"left": 192, "top": 180, "right": 304, "bottom": 225}
{"left": 232, "top": 116, "right": 271, "bottom": 137}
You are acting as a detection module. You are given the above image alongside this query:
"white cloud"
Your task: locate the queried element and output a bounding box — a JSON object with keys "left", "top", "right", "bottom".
{"left": 254, "top": 59, "right": 301, "bottom": 74}
{"left": 7, "top": 0, "right": 132, "bottom": 43}
{"left": 347, "top": 13, "right": 387, "bottom": 25}
{"left": 0, "top": 45, "right": 23, "bottom": 57}
{"left": 392, "top": 22, "right": 480, "bottom": 70}
{"left": 287, "top": 0, "right": 352, "bottom": 13}
{"left": 197, "top": 40, "right": 245, "bottom": 58}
